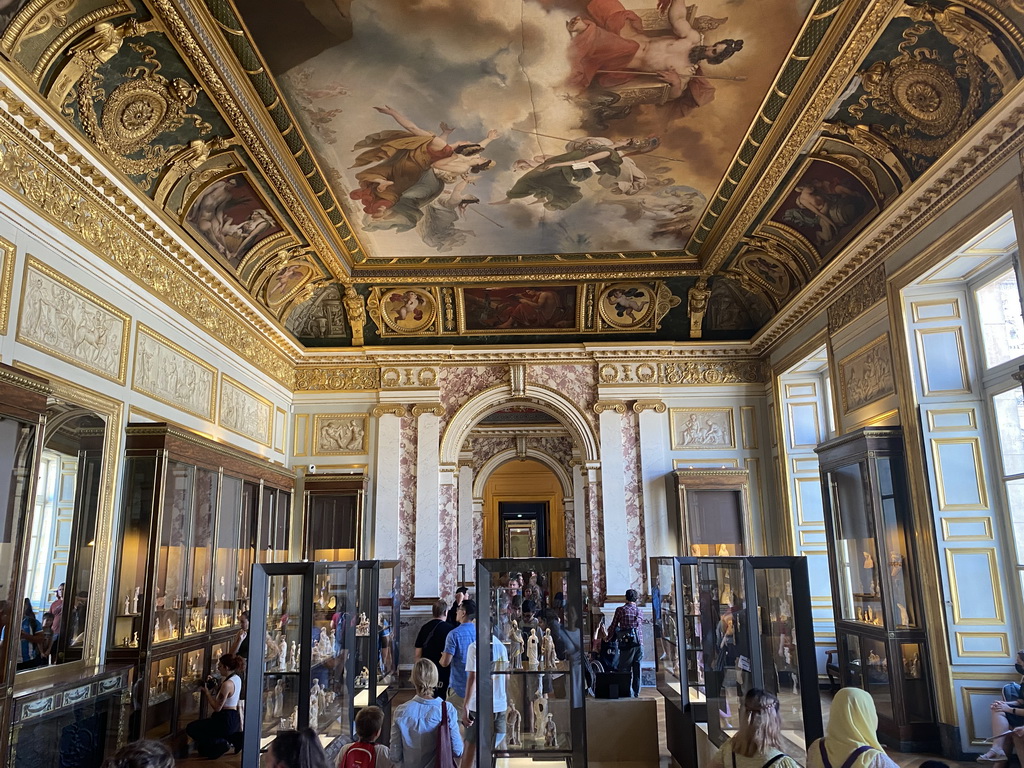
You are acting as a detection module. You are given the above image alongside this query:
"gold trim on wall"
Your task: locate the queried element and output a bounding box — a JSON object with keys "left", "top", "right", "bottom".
{"left": 942, "top": 517, "right": 994, "bottom": 541}
{"left": 945, "top": 547, "right": 1005, "bottom": 625}
{"left": 916, "top": 326, "right": 971, "bottom": 396}
{"left": 219, "top": 373, "right": 273, "bottom": 447}
{"left": 911, "top": 297, "right": 962, "bottom": 323}
{"left": 931, "top": 437, "right": 989, "bottom": 510}
{"left": 669, "top": 407, "right": 736, "bottom": 450}
{"left": 132, "top": 323, "right": 218, "bottom": 421}
{"left": 0, "top": 236, "right": 14, "bottom": 335}
{"left": 672, "top": 458, "right": 740, "bottom": 469}
{"left": 955, "top": 631, "right": 1009, "bottom": 658}
{"left": 740, "top": 406, "right": 758, "bottom": 450}
{"left": 293, "top": 413, "right": 310, "bottom": 457}
{"left": 962, "top": 686, "right": 1005, "bottom": 745}
{"left": 17, "top": 257, "right": 130, "bottom": 384}
{"left": 927, "top": 408, "right": 977, "bottom": 431}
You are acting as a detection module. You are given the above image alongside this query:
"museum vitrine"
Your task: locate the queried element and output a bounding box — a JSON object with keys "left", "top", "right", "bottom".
{"left": 242, "top": 560, "right": 401, "bottom": 765}
{"left": 652, "top": 556, "right": 821, "bottom": 765}
{"left": 667, "top": 469, "right": 750, "bottom": 556}
{"left": 107, "top": 423, "right": 293, "bottom": 746}
{"left": 302, "top": 474, "right": 365, "bottom": 561}
{"left": 476, "top": 557, "right": 586, "bottom": 768}
{"left": 815, "top": 428, "right": 936, "bottom": 750}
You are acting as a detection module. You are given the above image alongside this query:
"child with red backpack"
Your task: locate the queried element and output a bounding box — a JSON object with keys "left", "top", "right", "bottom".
{"left": 338, "top": 706, "right": 393, "bottom": 768}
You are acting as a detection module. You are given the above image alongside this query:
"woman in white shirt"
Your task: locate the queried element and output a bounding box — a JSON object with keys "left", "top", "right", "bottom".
{"left": 186, "top": 653, "right": 244, "bottom": 759}
{"left": 806, "top": 688, "right": 899, "bottom": 768}
{"left": 709, "top": 689, "right": 800, "bottom": 768}
{"left": 391, "top": 659, "right": 463, "bottom": 768}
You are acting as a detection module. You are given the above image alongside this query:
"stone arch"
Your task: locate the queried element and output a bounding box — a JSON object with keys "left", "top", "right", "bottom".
{"left": 472, "top": 448, "right": 574, "bottom": 499}
{"left": 440, "top": 383, "right": 599, "bottom": 465}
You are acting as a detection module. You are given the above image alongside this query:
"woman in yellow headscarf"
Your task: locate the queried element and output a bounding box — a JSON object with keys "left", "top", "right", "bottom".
{"left": 806, "top": 688, "right": 898, "bottom": 768}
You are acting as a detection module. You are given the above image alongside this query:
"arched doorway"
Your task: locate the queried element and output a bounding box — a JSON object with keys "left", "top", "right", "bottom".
{"left": 482, "top": 459, "right": 566, "bottom": 558}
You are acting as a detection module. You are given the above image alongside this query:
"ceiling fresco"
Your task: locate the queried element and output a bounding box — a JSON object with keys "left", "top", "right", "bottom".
{"left": 0, "top": 0, "right": 1021, "bottom": 350}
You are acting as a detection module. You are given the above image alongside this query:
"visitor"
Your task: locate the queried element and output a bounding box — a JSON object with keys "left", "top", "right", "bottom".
{"left": 338, "top": 705, "right": 393, "bottom": 767}
{"left": 185, "top": 653, "right": 244, "bottom": 758}
{"left": 461, "top": 630, "right": 510, "bottom": 767}
{"left": 608, "top": 589, "right": 644, "bottom": 697}
{"left": 102, "top": 739, "right": 174, "bottom": 768}
{"left": 415, "top": 598, "right": 453, "bottom": 698}
{"left": 265, "top": 728, "right": 329, "bottom": 768}
{"left": 446, "top": 587, "right": 469, "bottom": 625}
{"left": 806, "top": 688, "right": 899, "bottom": 768}
{"left": 390, "top": 659, "right": 463, "bottom": 768}
{"left": 440, "top": 598, "right": 476, "bottom": 712}
{"left": 49, "top": 582, "right": 63, "bottom": 661}
{"left": 19, "top": 598, "right": 41, "bottom": 668}
{"left": 708, "top": 689, "right": 800, "bottom": 768}
{"left": 22, "top": 611, "right": 54, "bottom": 666}
{"left": 977, "top": 650, "right": 1024, "bottom": 764}
{"left": 230, "top": 610, "right": 250, "bottom": 660}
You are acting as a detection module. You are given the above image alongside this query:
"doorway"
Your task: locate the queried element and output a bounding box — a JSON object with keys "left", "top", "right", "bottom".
{"left": 499, "top": 502, "right": 549, "bottom": 558}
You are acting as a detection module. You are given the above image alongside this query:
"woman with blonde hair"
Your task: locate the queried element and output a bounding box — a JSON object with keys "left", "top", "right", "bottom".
{"left": 807, "top": 688, "right": 899, "bottom": 768}
{"left": 709, "top": 689, "right": 800, "bottom": 768}
{"left": 390, "top": 658, "right": 463, "bottom": 768}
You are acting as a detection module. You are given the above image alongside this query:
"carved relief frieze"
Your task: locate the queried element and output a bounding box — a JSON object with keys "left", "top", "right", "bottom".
{"left": 293, "top": 366, "right": 380, "bottom": 392}
{"left": 312, "top": 413, "right": 368, "bottom": 455}
{"left": 828, "top": 265, "right": 887, "bottom": 331}
{"left": 17, "top": 257, "right": 130, "bottom": 383}
{"left": 597, "top": 362, "right": 659, "bottom": 384}
{"left": 839, "top": 334, "right": 895, "bottom": 413}
{"left": 661, "top": 360, "right": 770, "bottom": 385}
{"left": 133, "top": 324, "right": 217, "bottom": 420}
{"left": 381, "top": 366, "right": 439, "bottom": 389}
{"left": 670, "top": 408, "right": 737, "bottom": 450}
{"left": 219, "top": 374, "right": 272, "bottom": 446}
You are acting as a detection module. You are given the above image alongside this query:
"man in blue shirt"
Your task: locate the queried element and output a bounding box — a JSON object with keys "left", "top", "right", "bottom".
{"left": 440, "top": 598, "right": 476, "bottom": 711}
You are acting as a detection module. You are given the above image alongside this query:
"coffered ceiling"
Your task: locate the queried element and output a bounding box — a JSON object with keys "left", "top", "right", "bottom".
{"left": 0, "top": 0, "right": 1020, "bottom": 350}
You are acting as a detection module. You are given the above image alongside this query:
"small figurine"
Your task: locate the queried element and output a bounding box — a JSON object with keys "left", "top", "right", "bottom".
{"left": 897, "top": 602, "right": 910, "bottom": 627}
{"left": 132, "top": 631, "right": 139, "bottom": 647}
{"left": 509, "top": 621, "right": 523, "bottom": 670}
{"left": 541, "top": 628, "right": 558, "bottom": 670}
{"left": 527, "top": 628, "right": 539, "bottom": 670}
{"left": 909, "top": 653, "right": 921, "bottom": 678}
{"left": 356, "top": 613, "right": 370, "bottom": 636}
{"left": 532, "top": 695, "right": 548, "bottom": 733}
{"left": 506, "top": 702, "right": 522, "bottom": 747}
{"left": 290, "top": 705, "right": 298, "bottom": 730}
{"left": 123, "top": 594, "right": 130, "bottom": 616}
{"left": 273, "top": 679, "right": 284, "bottom": 717}
{"left": 290, "top": 644, "right": 298, "bottom": 672}
{"left": 309, "top": 687, "right": 319, "bottom": 730}
{"left": 165, "top": 617, "right": 174, "bottom": 639}
{"left": 132, "top": 586, "right": 142, "bottom": 614}
{"left": 543, "top": 713, "right": 557, "bottom": 747}
{"left": 717, "top": 543, "right": 729, "bottom": 556}
{"left": 867, "top": 650, "right": 881, "bottom": 666}
{"left": 279, "top": 637, "right": 289, "bottom": 671}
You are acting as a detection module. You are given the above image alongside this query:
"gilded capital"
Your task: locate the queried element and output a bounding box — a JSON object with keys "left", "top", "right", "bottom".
{"left": 412, "top": 402, "right": 445, "bottom": 418}
{"left": 633, "top": 400, "right": 667, "bottom": 413}
{"left": 593, "top": 400, "right": 626, "bottom": 414}
{"left": 371, "top": 404, "right": 406, "bottom": 418}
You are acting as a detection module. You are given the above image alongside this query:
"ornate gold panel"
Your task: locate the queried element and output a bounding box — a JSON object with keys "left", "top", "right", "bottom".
{"left": 274, "top": 407, "right": 286, "bottom": 453}
{"left": 945, "top": 548, "right": 1004, "bottom": 625}
{"left": 912, "top": 297, "right": 963, "bottom": 323}
{"left": 931, "top": 437, "right": 989, "bottom": 510}
{"left": 132, "top": 323, "right": 217, "bottom": 421}
{"left": 0, "top": 235, "right": 13, "bottom": 335}
{"left": 927, "top": 408, "right": 977, "bottom": 431}
{"left": 955, "top": 631, "right": 1009, "bottom": 658}
{"left": 962, "top": 686, "right": 1006, "bottom": 745}
{"left": 669, "top": 407, "right": 736, "bottom": 450}
{"left": 292, "top": 413, "right": 310, "bottom": 458}
{"left": 218, "top": 373, "right": 273, "bottom": 447}
{"left": 838, "top": 334, "right": 895, "bottom": 414}
{"left": 916, "top": 327, "right": 971, "bottom": 396}
{"left": 312, "top": 413, "right": 368, "bottom": 456}
{"left": 740, "top": 406, "right": 757, "bottom": 450}
{"left": 942, "top": 517, "right": 994, "bottom": 541}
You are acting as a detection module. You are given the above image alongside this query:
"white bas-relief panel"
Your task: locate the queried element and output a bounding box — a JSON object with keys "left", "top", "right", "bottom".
{"left": 17, "top": 257, "right": 129, "bottom": 383}
{"left": 312, "top": 414, "right": 368, "bottom": 455}
{"left": 133, "top": 324, "right": 217, "bottom": 420}
{"left": 669, "top": 407, "right": 735, "bottom": 449}
{"left": 219, "top": 374, "right": 273, "bottom": 446}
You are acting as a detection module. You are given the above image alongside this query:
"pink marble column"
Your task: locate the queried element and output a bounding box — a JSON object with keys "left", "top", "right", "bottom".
{"left": 438, "top": 476, "right": 459, "bottom": 601}
{"left": 398, "top": 414, "right": 418, "bottom": 605}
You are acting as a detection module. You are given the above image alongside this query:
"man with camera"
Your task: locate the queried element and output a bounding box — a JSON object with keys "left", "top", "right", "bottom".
{"left": 608, "top": 589, "right": 644, "bottom": 698}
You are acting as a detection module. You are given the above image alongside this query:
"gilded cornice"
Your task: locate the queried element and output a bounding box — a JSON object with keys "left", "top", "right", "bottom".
{"left": 381, "top": 366, "right": 439, "bottom": 389}
{"left": 294, "top": 366, "right": 381, "bottom": 392}
{"left": 703, "top": 0, "right": 899, "bottom": 271}
{"left": 660, "top": 360, "right": 770, "bottom": 385}
{"left": 753, "top": 95, "right": 1024, "bottom": 354}
{"left": 0, "top": 363, "right": 52, "bottom": 396}
{"left": 0, "top": 83, "right": 297, "bottom": 386}
{"left": 150, "top": 0, "right": 355, "bottom": 275}
{"left": 827, "top": 265, "right": 887, "bottom": 332}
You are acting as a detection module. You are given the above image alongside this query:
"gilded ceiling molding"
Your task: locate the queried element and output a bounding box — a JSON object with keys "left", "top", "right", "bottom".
{"left": 370, "top": 404, "right": 406, "bottom": 418}
{"left": 633, "top": 400, "right": 667, "bottom": 414}
{"left": 411, "top": 403, "right": 445, "bottom": 418}
{"left": 754, "top": 97, "right": 1024, "bottom": 354}
{"left": 597, "top": 362, "right": 658, "bottom": 384}
{"left": 380, "top": 367, "right": 439, "bottom": 389}
{"left": 0, "top": 85, "right": 297, "bottom": 385}
{"left": 593, "top": 400, "right": 627, "bottom": 415}
{"left": 827, "top": 265, "right": 887, "bottom": 332}
{"left": 703, "top": 0, "right": 899, "bottom": 272}
{"left": 661, "top": 360, "right": 770, "bottom": 385}
{"left": 293, "top": 366, "right": 380, "bottom": 392}
{"left": 150, "top": 0, "right": 353, "bottom": 275}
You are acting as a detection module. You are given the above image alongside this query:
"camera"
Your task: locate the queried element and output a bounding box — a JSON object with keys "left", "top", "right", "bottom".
{"left": 204, "top": 675, "right": 220, "bottom": 692}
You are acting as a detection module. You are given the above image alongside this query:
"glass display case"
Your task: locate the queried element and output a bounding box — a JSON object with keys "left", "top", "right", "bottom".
{"left": 107, "top": 423, "right": 293, "bottom": 746}
{"left": 302, "top": 475, "right": 365, "bottom": 561}
{"left": 243, "top": 560, "right": 401, "bottom": 765}
{"left": 815, "top": 428, "right": 935, "bottom": 750}
{"left": 667, "top": 469, "right": 750, "bottom": 557}
{"left": 652, "top": 556, "right": 822, "bottom": 766}
{"left": 475, "top": 557, "right": 586, "bottom": 768}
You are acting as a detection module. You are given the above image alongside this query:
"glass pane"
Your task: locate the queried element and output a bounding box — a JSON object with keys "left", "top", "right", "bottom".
{"left": 652, "top": 559, "right": 683, "bottom": 707}
{"left": 154, "top": 461, "right": 193, "bottom": 643}
{"left": 700, "top": 559, "right": 748, "bottom": 747}
{"left": 900, "top": 642, "right": 932, "bottom": 722}
{"left": 274, "top": 491, "right": 291, "bottom": 557}
{"left": 1009, "top": 479, "right": 1024, "bottom": 566}
{"left": 179, "top": 647, "right": 207, "bottom": 733}
{"left": 829, "top": 464, "right": 882, "bottom": 624}
{"left": 214, "top": 475, "right": 241, "bottom": 630}
{"left": 993, "top": 387, "right": 1024, "bottom": 477}
{"left": 308, "top": 493, "right": 358, "bottom": 561}
{"left": 2, "top": 419, "right": 37, "bottom": 676}
{"left": 111, "top": 456, "right": 154, "bottom": 650}
{"left": 976, "top": 268, "right": 1024, "bottom": 368}
{"left": 147, "top": 653, "right": 178, "bottom": 739}
{"left": 186, "top": 468, "right": 217, "bottom": 637}
{"left": 261, "top": 573, "right": 304, "bottom": 743}
{"left": 240, "top": 481, "right": 259, "bottom": 603}
{"left": 687, "top": 490, "right": 744, "bottom": 556}
{"left": 876, "top": 457, "right": 916, "bottom": 627}
{"left": 311, "top": 564, "right": 353, "bottom": 743}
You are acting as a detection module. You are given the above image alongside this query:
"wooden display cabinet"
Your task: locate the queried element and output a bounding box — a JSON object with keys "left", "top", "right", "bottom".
{"left": 667, "top": 468, "right": 751, "bottom": 556}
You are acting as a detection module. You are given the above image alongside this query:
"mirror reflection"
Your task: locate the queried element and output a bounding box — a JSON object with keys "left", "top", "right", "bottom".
{"left": 19, "top": 403, "right": 105, "bottom": 670}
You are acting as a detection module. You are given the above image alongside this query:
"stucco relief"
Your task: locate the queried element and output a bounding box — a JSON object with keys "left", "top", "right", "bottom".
{"left": 313, "top": 414, "right": 367, "bottom": 455}
{"left": 839, "top": 334, "right": 894, "bottom": 413}
{"left": 670, "top": 408, "right": 736, "bottom": 449}
{"left": 133, "top": 325, "right": 216, "bottom": 420}
{"left": 398, "top": 413, "right": 418, "bottom": 605}
{"left": 18, "top": 259, "right": 128, "bottom": 383}
{"left": 621, "top": 410, "right": 648, "bottom": 595}
{"left": 219, "top": 375, "right": 272, "bottom": 446}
